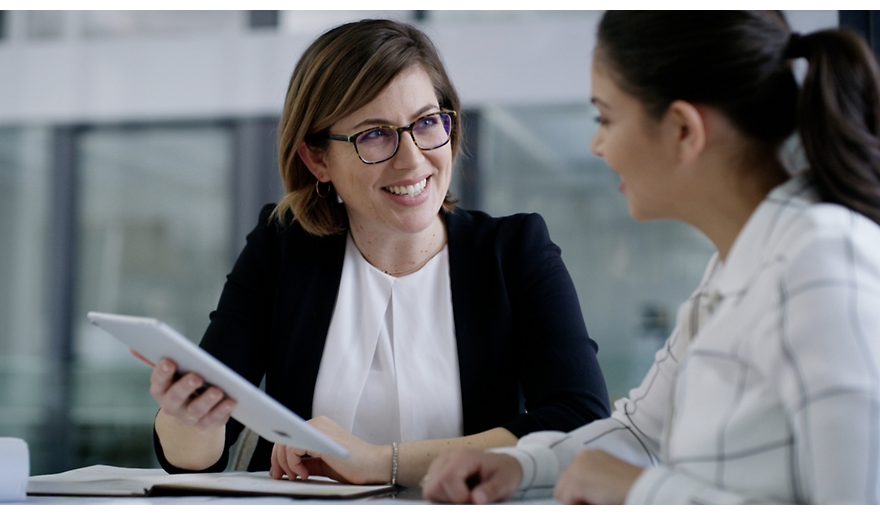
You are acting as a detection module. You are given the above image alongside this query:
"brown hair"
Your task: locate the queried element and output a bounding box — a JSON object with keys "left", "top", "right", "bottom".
{"left": 273, "top": 19, "right": 462, "bottom": 236}
{"left": 596, "top": 11, "right": 880, "bottom": 225}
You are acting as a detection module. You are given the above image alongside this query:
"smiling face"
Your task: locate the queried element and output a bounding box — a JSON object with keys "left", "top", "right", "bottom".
{"left": 309, "top": 66, "right": 453, "bottom": 239}
{"left": 589, "top": 59, "right": 680, "bottom": 221}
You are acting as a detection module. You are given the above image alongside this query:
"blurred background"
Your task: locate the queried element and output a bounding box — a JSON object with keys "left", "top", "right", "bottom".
{"left": 0, "top": 10, "right": 855, "bottom": 474}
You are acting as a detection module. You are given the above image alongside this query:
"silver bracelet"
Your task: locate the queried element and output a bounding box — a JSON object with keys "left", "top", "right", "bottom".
{"left": 391, "top": 442, "right": 399, "bottom": 485}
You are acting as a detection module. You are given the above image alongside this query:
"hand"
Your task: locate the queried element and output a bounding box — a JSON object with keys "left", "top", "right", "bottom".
{"left": 553, "top": 449, "right": 643, "bottom": 504}
{"left": 270, "top": 415, "right": 390, "bottom": 485}
{"left": 149, "top": 358, "right": 236, "bottom": 432}
{"left": 422, "top": 448, "right": 523, "bottom": 504}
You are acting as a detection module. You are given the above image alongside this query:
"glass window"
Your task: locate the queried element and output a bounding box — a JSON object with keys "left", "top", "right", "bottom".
{"left": 476, "top": 105, "right": 715, "bottom": 400}
{"left": 0, "top": 126, "right": 52, "bottom": 472}
{"left": 71, "top": 124, "right": 234, "bottom": 468}
{"left": 25, "top": 10, "right": 65, "bottom": 40}
{"left": 279, "top": 11, "right": 416, "bottom": 33}
{"left": 82, "top": 11, "right": 244, "bottom": 39}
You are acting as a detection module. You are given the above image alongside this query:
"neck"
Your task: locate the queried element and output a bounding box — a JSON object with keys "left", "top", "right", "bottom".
{"left": 349, "top": 214, "right": 447, "bottom": 277}
{"left": 682, "top": 159, "right": 788, "bottom": 262}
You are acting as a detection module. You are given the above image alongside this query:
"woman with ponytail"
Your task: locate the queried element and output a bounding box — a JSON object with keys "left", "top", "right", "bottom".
{"left": 423, "top": 11, "right": 880, "bottom": 504}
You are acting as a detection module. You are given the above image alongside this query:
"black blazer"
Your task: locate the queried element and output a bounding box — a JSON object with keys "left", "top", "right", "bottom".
{"left": 156, "top": 205, "right": 610, "bottom": 473}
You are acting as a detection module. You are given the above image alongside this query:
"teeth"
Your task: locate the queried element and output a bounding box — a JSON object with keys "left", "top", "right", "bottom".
{"left": 385, "top": 178, "right": 427, "bottom": 197}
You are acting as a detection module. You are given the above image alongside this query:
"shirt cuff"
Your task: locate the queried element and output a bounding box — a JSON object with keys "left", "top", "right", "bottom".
{"left": 625, "top": 466, "right": 752, "bottom": 504}
{"left": 488, "top": 444, "right": 561, "bottom": 491}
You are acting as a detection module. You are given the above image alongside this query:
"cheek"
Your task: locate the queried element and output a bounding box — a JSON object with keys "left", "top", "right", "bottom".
{"left": 430, "top": 151, "right": 453, "bottom": 182}
{"left": 599, "top": 134, "right": 627, "bottom": 171}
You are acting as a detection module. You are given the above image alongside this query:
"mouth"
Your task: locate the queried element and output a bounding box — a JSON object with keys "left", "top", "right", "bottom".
{"left": 382, "top": 177, "right": 428, "bottom": 197}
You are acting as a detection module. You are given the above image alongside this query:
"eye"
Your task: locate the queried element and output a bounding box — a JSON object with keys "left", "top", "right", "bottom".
{"left": 416, "top": 115, "right": 440, "bottom": 129}
{"left": 593, "top": 115, "right": 608, "bottom": 126}
{"left": 357, "top": 127, "right": 394, "bottom": 145}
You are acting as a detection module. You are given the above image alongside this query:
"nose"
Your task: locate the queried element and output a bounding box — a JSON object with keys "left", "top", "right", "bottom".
{"left": 589, "top": 129, "right": 603, "bottom": 157}
{"left": 391, "top": 131, "right": 425, "bottom": 169}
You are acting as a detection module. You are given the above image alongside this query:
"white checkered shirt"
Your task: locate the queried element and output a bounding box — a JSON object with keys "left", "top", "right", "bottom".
{"left": 494, "top": 175, "right": 880, "bottom": 504}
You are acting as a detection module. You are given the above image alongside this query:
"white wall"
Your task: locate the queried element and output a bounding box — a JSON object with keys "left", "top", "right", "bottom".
{"left": 0, "top": 11, "right": 838, "bottom": 124}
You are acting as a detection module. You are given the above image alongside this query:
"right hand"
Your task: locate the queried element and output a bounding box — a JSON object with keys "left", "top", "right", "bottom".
{"left": 422, "top": 448, "right": 523, "bottom": 504}
{"left": 149, "top": 357, "right": 236, "bottom": 431}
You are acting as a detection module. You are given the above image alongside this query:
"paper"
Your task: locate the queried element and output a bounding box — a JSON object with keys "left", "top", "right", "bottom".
{"left": 27, "top": 465, "right": 165, "bottom": 496}
{"left": 0, "top": 437, "right": 29, "bottom": 502}
{"left": 28, "top": 465, "right": 396, "bottom": 500}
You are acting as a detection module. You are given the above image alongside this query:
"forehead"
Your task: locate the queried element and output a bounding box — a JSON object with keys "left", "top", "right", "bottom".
{"left": 336, "top": 66, "right": 440, "bottom": 130}
{"left": 590, "top": 60, "right": 621, "bottom": 104}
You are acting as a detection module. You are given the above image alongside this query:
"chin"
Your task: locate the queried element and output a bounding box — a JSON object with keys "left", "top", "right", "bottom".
{"left": 395, "top": 209, "right": 442, "bottom": 234}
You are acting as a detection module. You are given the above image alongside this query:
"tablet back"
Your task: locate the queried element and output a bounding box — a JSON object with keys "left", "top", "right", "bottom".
{"left": 87, "top": 311, "right": 347, "bottom": 458}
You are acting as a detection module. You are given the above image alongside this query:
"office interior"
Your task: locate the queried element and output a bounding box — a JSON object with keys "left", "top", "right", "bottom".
{"left": 0, "top": 10, "right": 853, "bottom": 476}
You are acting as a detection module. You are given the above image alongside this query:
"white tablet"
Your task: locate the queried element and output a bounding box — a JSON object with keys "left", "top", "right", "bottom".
{"left": 87, "top": 311, "right": 347, "bottom": 458}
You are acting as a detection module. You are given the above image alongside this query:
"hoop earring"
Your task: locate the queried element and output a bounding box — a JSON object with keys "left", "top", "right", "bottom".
{"left": 315, "top": 181, "right": 331, "bottom": 198}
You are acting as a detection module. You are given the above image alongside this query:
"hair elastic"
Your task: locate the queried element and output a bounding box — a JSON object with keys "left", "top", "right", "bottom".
{"left": 785, "top": 32, "right": 807, "bottom": 59}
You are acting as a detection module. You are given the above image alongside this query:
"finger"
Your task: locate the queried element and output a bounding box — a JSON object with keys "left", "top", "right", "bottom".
{"left": 270, "top": 445, "right": 286, "bottom": 480}
{"left": 470, "top": 455, "right": 522, "bottom": 504}
{"left": 471, "top": 471, "right": 516, "bottom": 504}
{"left": 159, "top": 373, "right": 204, "bottom": 420}
{"left": 301, "top": 457, "right": 349, "bottom": 484}
{"left": 270, "top": 447, "right": 279, "bottom": 479}
{"left": 422, "top": 454, "right": 461, "bottom": 501}
{"left": 553, "top": 472, "right": 588, "bottom": 505}
{"left": 149, "top": 359, "right": 177, "bottom": 399}
{"left": 185, "top": 386, "right": 225, "bottom": 424}
{"left": 194, "top": 395, "right": 236, "bottom": 431}
{"left": 426, "top": 452, "right": 482, "bottom": 503}
{"left": 284, "top": 446, "right": 311, "bottom": 480}
{"left": 274, "top": 445, "right": 295, "bottom": 480}
{"left": 165, "top": 373, "right": 204, "bottom": 407}
{"left": 129, "top": 349, "right": 155, "bottom": 367}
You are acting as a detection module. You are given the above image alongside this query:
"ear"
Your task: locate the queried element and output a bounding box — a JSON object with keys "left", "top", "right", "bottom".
{"left": 665, "top": 100, "right": 707, "bottom": 164}
{"left": 297, "top": 141, "right": 330, "bottom": 182}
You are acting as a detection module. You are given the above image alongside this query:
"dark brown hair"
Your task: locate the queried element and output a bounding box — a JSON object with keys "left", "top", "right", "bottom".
{"left": 597, "top": 11, "right": 880, "bottom": 225}
{"left": 274, "top": 19, "right": 461, "bottom": 236}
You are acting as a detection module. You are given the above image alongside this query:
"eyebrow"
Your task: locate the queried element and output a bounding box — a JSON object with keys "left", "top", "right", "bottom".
{"left": 350, "top": 104, "right": 441, "bottom": 131}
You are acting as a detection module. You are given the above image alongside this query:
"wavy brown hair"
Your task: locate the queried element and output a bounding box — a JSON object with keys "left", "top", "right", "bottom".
{"left": 273, "top": 19, "right": 462, "bottom": 236}
{"left": 597, "top": 11, "right": 880, "bottom": 225}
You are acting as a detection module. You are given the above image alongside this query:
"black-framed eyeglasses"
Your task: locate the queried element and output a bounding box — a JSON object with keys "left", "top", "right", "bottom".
{"left": 327, "top": 110, "right": 456, "bottom": 164}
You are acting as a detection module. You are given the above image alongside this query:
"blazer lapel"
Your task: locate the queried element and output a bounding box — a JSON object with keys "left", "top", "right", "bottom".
{"left": 269, "top": 227, "right": 347, "bottom": 420}
{"left": 445, "top": 208, "right": 486, "bottom": 435}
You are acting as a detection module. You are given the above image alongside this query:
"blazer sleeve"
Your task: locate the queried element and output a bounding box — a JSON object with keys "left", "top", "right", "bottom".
{"left": 499, "top": 213, "right": 611, "bottom": 437}
{"left": 155, "top": 204, "right": 280, "bottom": 473}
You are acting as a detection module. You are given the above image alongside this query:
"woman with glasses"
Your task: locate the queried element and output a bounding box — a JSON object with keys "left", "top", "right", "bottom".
{"left": 147, "top": 19, "right": 610, "bottom": 487}
{"left": 423, "top": 10, "right": 880, "bottom": 504}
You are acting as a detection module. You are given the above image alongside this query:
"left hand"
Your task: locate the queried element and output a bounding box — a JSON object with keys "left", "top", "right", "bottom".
{"left": 269, "top": 415, "right": 391, "bottom": 485}
{"left": 553, "top": 449, "right": 643, "bottom": 504}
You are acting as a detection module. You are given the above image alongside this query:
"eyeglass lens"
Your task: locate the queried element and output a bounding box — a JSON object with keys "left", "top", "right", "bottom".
{"left": 355, "top": 112, "right": 453, "bottom": 163}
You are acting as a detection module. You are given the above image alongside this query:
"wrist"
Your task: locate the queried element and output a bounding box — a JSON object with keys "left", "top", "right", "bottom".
{"left": 371, "top": 442, "right": 394, "bottom": 485}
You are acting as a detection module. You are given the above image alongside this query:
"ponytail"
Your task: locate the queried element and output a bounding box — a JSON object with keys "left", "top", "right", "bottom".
{"left": 596, "top": 11, "right": 880, "bottom": 226}
{"left": 793, "top": 30, "right": 880, "bottom": 225}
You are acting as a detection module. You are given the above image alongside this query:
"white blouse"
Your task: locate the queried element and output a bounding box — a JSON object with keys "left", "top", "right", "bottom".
{"left": 312, "top": 233, "right": 463, "bottom": 445}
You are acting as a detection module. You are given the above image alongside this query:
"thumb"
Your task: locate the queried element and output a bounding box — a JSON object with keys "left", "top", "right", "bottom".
{"left": 470, "top": 468, "right": 517, "bottom": 504}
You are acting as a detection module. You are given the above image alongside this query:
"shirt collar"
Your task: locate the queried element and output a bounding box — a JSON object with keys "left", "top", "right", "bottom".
{"left": 714, "top": 174, "right": 818, "bottom": 296}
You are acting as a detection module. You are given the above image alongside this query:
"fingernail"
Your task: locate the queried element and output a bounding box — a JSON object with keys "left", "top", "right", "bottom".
{"left": 160, "top": 361, "right": 171, "bottom": 372}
